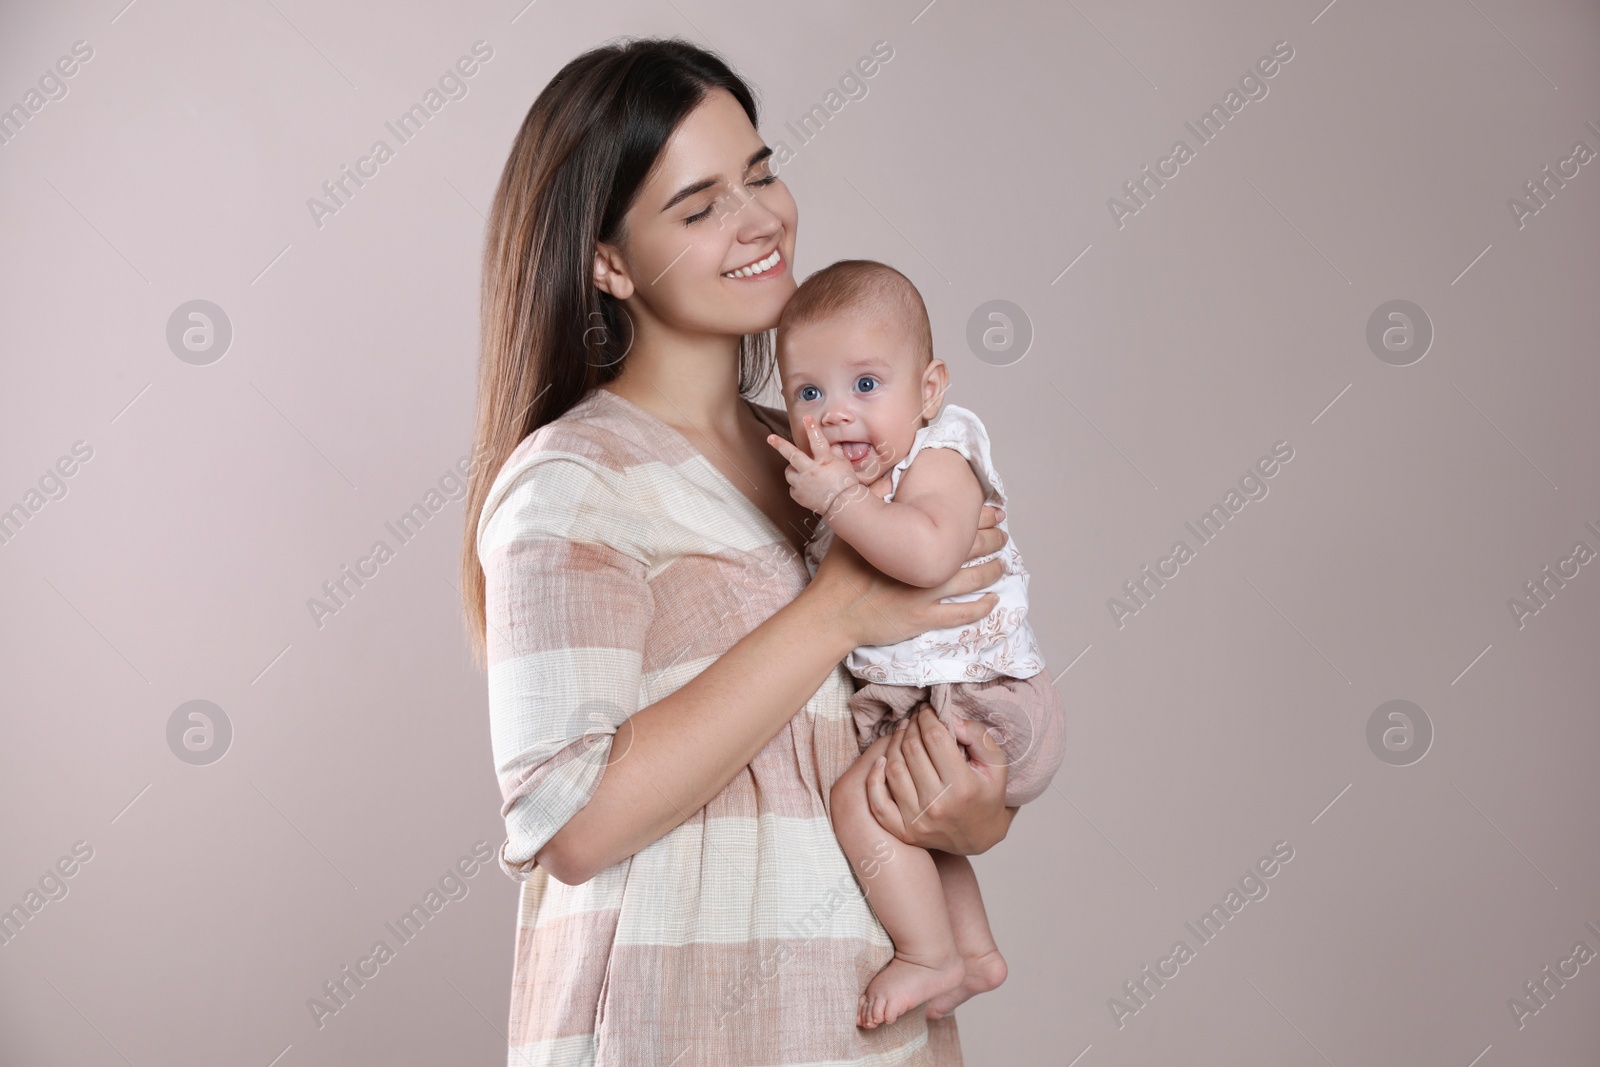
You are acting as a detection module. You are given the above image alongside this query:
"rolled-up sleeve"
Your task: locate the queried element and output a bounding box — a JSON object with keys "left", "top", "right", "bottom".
{"left": 477, "top": 450, "right": 655, "bottom": 882}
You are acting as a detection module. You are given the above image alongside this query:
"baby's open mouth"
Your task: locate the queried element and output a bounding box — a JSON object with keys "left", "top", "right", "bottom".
{"left": 837, "top": 441, "right": 873, "bottom": 463}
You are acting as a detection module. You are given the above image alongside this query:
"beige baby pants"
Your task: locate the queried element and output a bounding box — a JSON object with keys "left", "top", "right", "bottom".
{"left": 849, "top": 672, "right": 1067, "bottom": 808}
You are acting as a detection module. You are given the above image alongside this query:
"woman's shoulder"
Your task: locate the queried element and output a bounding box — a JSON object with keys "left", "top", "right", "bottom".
{"left": 477, "top": 390, "right": 663, "bottom": 557}
{"left": 501, "top": 388, "right": 658, "bottom": 476}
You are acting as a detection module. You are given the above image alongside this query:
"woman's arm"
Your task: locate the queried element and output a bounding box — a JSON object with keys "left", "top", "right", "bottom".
{"left": 537, "top": 513, "right": 1010, "bottom": 885}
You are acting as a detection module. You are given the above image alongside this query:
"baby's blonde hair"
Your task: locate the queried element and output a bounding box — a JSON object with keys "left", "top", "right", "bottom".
{"left": 776, "top": 259, "right": 933, "bottom": 371}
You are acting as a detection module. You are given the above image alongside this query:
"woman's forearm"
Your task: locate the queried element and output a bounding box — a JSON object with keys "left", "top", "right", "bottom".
{"left": 537, "top": 583, "right": 856, "bottom": 883}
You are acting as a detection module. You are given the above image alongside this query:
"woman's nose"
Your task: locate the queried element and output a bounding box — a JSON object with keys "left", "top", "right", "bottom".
{"left": 729, "top": 188, "right": 782, "bottom": 238}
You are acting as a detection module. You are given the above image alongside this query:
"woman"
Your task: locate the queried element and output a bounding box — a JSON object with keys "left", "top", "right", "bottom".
{"left": 459, "top": 36, "right": 1018, "bottom": 1066}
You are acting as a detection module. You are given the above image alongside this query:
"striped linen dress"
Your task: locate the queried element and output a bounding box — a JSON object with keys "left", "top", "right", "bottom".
{"left": 477, "top": 385, "right": 964, "bottom": 1066}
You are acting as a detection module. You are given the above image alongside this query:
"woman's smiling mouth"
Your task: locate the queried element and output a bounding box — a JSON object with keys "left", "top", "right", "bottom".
{"left": 722, "top": 248, "right": 784, "bottom": 279}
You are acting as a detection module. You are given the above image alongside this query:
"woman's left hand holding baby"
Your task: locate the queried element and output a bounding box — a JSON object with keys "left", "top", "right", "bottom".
{"left": 766, "top": 415, "right": 873, "bottom": 519}
{"left": 866, "top": 706, "right": 1015, "bottom": 855}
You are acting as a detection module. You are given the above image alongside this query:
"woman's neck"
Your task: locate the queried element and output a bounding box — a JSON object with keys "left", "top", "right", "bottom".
{"left": 599, "top": 332, "right": 749, "bottom": 438}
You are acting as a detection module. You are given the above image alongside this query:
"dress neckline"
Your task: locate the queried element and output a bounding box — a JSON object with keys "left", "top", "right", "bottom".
{"left": 591, "top": 386, "right": 806, "bottom": 556}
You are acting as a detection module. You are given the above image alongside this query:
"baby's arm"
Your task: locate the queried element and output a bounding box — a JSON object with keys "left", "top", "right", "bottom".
{"left": 827, "top": 447, "right": 985, "bottom": 588}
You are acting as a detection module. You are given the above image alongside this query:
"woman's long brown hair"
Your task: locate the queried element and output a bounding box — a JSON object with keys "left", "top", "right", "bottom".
{"left": 460, "top": 36, "right": 776, "bottom": 667}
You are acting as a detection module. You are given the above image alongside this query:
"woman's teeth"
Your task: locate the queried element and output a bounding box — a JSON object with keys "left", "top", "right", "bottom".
{"left": 723, "top": 249, "right": 782, "bottom": 278}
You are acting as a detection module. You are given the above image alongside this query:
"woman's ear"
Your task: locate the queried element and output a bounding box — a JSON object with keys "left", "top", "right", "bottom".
{"left": 592, "top": 242, "right": 635, "bottom": 300}
{"left": 920, "top": 358, "right": 949, "bottom": 418}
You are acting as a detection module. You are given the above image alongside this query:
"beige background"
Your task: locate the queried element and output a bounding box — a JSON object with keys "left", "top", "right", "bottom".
{"left": 4, "top": 0, "right": 1599, "bottom": 1063}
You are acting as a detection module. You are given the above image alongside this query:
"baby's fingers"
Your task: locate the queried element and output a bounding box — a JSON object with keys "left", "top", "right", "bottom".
{"left": 766, "top": 433, "right": 810, "bottom": 468}
{"left": 802, "top": 415, "right": 832, "bottom": 461}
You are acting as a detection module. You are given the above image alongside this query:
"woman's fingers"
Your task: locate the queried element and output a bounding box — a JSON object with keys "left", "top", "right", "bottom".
{"left": 881, "top": 720, "right": 922, "bottom": 827}
{"left": 865, "top": 739, "right": 909, "bottom": 839}
{"left": 950, "top": 716, "right": 973, "bottom": 748}
{"left": 946, "top": 557, "right": 1004, "bottom": 596}
{"left": 976, "top": 503, "right": 1005, "bottom": 530}
{"left": 912, "top": 705, "right": 967, "bottom": 781}
{"left": 898, "top": 711, "right": 951, "bottom": 812}
{"left": 977, "top": 524, "right": 1007, "bottom": 556}
{"left": 929, "top": 557, "right": 1001, "bottom": 628}
{"left": 963, "top": 523, "right": 1007, "bottom": 563}
{"left": 961, "top": 719, "right": 1009, "bottom": 776}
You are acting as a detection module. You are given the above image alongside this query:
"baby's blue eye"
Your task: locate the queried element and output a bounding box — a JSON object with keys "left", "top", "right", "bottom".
{"left": 797, "top": 385, "right": 820, "bottom": 402}
{"left": 855, "top": 376, "right": 877, "bottom": 392}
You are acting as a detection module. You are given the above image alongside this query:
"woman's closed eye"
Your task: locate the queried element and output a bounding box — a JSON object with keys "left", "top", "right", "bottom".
{"left": 684, "top": 174, "right": 781, "bottom": 225}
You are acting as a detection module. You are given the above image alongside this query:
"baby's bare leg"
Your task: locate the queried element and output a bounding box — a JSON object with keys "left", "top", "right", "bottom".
{"left": 923, "top": 851, "right": 1008, "bottom": 1020}
{"left": 830, "top": 734, "right": 964, "bottom": 1029}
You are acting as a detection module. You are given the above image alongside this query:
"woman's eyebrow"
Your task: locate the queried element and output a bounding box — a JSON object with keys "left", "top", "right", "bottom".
{"left": 660, "top": 146, "right": 775, "bottom": 212}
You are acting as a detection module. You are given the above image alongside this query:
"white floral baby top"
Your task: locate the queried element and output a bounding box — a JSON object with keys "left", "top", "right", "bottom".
{"left": 803, "top": 401, "right": 1046, "bottom": 686}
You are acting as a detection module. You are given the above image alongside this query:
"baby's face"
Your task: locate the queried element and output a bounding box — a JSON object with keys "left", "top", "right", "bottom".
{"left": 778, "top": 311, "right": 942, "bottom": 485}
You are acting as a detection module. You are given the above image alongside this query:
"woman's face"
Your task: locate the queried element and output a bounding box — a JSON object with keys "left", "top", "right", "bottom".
{"left": 596, "top": 87, "right": 798, "bottom": 340}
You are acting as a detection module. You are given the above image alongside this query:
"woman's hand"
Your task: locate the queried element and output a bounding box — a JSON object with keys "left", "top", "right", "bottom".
{"left": 863, "top": 707, "right": 1015, "bottom": 855}
{"left": 810, "top": 504, "right": 1008, "bottom": 649}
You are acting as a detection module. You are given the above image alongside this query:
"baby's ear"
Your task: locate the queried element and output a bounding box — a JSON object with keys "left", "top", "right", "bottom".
{"left": 920, "top": 359, "right": 949, "bottom": 414}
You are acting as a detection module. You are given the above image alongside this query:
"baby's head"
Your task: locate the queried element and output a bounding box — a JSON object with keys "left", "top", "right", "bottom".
{"left": 774, "top": 260, "right": 947, "bottom": 484}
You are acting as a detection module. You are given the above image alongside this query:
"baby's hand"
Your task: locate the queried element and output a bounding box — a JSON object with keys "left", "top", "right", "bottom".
{"left": 765, "top": 415, "right": 868, "bottom": 518}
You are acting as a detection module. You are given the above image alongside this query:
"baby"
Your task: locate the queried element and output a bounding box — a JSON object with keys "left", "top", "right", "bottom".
{"left": 764, "top": 259, "right": 1067, "bottom": 1029}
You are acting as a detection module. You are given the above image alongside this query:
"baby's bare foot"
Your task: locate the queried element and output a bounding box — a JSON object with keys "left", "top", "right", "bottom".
{"left": 857, "top": 952, "right": 965, "bottom": 1029}
{"left": 923, "top": 947, "right": 1007, "bottom": 1021}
